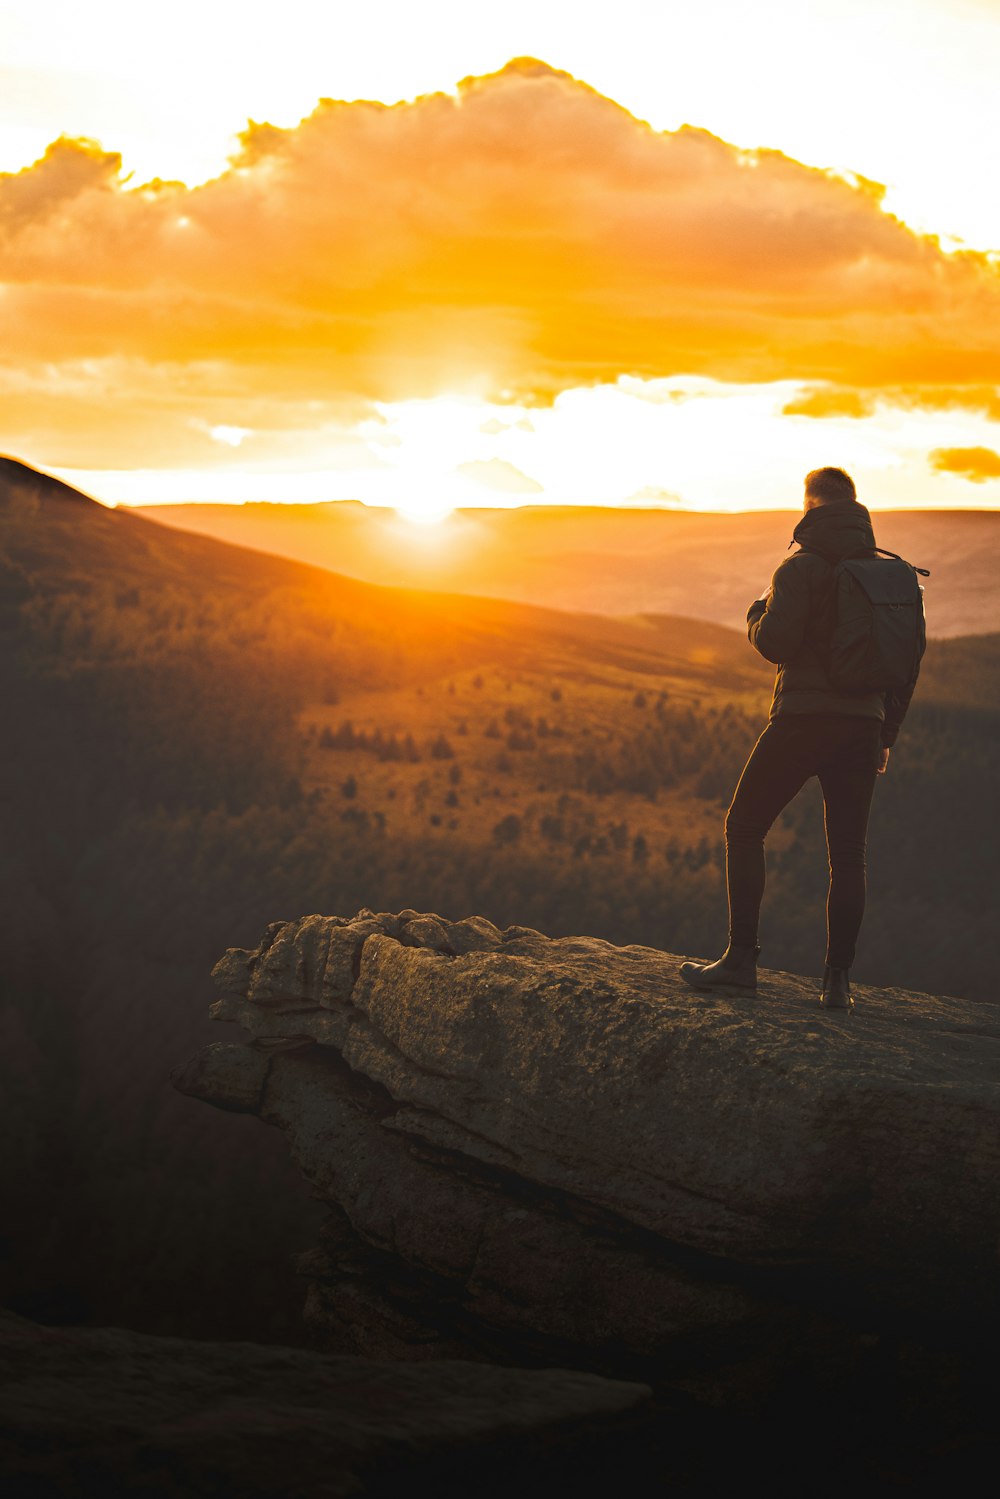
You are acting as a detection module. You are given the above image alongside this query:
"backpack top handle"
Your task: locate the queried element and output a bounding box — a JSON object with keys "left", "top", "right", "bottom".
{"left": 872, "top": 546, "right": 930, "bottom": 577}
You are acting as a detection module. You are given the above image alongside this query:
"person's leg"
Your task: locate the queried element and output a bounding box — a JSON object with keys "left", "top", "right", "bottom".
{"left": 817, "top": 720, "right": 881, "bottom": 970}
{"left": 724, "top": 719, "right": 818, "bottom": 950}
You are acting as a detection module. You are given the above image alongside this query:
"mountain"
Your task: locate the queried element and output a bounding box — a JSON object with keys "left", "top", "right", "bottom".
{"left": 1, "top": 453, "right": 997, "bottom": 1353}
{"left": 1, "top": 457, "right": 768, "bottom": 696}
{"left": 133, "top": 497, "right": 1000, "bottom": 638}
{"left": 0, "top": 455, "right": 769, "bottom": 1341}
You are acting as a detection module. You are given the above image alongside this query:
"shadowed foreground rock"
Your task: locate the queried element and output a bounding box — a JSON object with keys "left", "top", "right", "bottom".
{"left": 174, "top": 910, "right": 1000, "bottom": 1371}
{"left": 0, "top": 1310, "right": 648, "bottom": 1497}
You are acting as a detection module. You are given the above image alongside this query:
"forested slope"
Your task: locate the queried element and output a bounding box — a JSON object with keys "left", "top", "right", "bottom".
{"left": 2, "top": 456, "right": 996, "bottom": 1344}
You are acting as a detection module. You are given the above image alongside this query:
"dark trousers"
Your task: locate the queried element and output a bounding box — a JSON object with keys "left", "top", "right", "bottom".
{"left": 724, "top": 715, "right": 881, "bottom": 968}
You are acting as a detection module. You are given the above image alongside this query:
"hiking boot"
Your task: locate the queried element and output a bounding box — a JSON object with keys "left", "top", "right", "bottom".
{"left": 820, "top": 965, "right": 854, "bottom": 1011}
{"left": 680, "top": 942, "right": 760, "bottom": 993}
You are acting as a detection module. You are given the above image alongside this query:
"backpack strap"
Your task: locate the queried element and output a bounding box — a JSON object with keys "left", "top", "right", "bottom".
{"left": 799, "top": 541, "right": 930, "bottom": 578}
{"left": 795, "top": 542, "right": 841, "bottom": 566}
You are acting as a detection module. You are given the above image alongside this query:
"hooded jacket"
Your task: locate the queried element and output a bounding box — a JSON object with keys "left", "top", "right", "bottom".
{"left": 746, "top": 499, "right": 919, "bottom": 746}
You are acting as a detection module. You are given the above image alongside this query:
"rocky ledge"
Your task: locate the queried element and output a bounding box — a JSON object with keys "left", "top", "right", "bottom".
{"left": 173, "top": 910, "right": 1000, "bottom": 1374}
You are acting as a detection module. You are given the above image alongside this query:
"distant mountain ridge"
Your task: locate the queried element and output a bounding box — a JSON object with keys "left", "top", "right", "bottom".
{"left": 130, "top": 495, "right": 1000, "bottom": 639}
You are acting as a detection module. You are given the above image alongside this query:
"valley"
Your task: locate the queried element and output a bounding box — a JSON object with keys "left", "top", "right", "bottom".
{"left": 135, "top": 497, "right": 1000, "bottom": 638}
{"left": 1, "top": 454, "right": 997, "bottom": 1348}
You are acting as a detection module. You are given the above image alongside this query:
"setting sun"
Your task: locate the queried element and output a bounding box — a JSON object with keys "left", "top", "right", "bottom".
{"left": 394, "top": 495, "right": 454, "bottom": 526}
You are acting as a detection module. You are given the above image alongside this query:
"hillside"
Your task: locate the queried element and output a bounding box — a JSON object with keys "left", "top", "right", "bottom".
{"left": 1, "top": 453, "right": 997, "bottom": 1351}
{"left": 3, "top": 459, "right": 770, "bottom": 697}
{"left": 134, "top": 497, "right": 1000, "bottom": 638}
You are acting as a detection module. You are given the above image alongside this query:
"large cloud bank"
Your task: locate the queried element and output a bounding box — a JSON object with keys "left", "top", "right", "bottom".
{"left": 2, "top": 57, "right": 998, "bottom": 466}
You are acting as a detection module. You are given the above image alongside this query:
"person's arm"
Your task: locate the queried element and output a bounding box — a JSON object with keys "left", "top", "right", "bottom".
{"left": 746, "top": 558, "right": 811, "bottom": 664}
{"left": 881, "top": 663, "right": 920, "bottom": 749}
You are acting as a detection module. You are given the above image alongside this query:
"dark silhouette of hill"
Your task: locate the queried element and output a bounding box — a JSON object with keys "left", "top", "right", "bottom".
{"left": 135, "top": 496, "right": 1000, "bottom": 638}
{"left": 0, "top": 455, "right": 97, "bottom": 508}
{"left": 2, "top": 455, "right": 997, "bottom": 1352}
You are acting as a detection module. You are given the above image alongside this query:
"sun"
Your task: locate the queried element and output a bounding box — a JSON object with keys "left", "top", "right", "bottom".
{"left": 393, "top": 493, "right": 454, "bottom": 526}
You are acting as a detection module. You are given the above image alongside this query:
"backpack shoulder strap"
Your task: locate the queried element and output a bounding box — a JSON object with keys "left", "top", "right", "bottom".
{"left": 795, "top": 542, "right": 840, "bottom": 567}
{"left": 797, "top": 541, "right": 930, "bottom": 578}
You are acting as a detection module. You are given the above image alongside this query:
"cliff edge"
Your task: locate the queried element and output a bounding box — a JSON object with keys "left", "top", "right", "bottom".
{"left": 173, "top": 910, "right": 1000, "bottom": 1372}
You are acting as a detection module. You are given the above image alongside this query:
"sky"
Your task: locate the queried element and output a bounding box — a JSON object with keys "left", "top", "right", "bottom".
{"left": 1, "top": 0, "right": 999, "bottom": 515}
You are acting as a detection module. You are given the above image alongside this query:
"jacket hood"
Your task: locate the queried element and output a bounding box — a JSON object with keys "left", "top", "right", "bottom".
{"left": 790, "top": 498, "right": 876, "bottom": 561}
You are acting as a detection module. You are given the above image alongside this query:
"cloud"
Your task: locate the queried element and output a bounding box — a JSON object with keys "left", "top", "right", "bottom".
{"left": 929, "top": 446, "right": 1000, "bottom": 482}
{"left": 904, "top": 387, "right": 1000, "bottom": 420}
{"left": 0, "top": 136, "right": 121, "bottom": 231}
{"left": 784, "top": 383, "right": 1000, "bottom": 420}
{"left": 478, "top": 415, "right": 537, "bottom": 435}
{"left": 783, "top": 388, "right": 877, "bottom": 419}
{"left": 625, "top": 486, "right": 684, "bottom": 507}
{"left": 3, "top": 57, "right": 1000, "bottom": 465}
{"left": 454, "top": 458, "right": 543, "bottom": 493}
{"left": 201, "top": 423, "right": 252, "bottom": 448}
{"left": 0, "top": 357, "right": 384, "bottom": 468}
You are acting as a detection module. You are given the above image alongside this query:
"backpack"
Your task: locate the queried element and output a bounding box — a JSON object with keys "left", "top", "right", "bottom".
{"left": 800, "top": 545, "right": 929, "bottom": 694}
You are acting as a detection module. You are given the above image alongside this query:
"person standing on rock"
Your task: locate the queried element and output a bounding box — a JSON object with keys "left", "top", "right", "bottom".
{"left": 680, "top": 467, "right": 924, "bottom": 1011}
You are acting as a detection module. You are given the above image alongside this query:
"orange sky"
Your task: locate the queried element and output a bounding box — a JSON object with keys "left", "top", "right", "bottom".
{"left": 2, "top": 53, "right": 999, "bottom": 510}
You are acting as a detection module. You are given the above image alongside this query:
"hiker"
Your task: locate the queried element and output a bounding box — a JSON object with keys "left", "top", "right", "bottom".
{"left": 680, "top": 467, "right": 925, "bottom": 1011}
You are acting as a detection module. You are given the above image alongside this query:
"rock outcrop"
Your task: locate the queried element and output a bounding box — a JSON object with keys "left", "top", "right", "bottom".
{"left": 174, "top": 910, "right": 1000, "bottom": 1373}
{"left": 0, "top": 1310, "right": 648, "bottom": 1497}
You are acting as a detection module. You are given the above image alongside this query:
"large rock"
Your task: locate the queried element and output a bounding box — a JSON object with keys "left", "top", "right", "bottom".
{"left": 0, "top": 1310, "right": 648, "bottom": 1497}
{"left": 174, "top": 910, "right": 1000, "bottom": 1367}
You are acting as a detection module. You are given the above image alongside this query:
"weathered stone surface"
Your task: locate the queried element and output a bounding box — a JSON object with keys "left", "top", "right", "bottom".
{"left": 0, "top": 1310, "right": 649, "bottom": 1497}
{"left": 445, "top": 915, "right": 504, "bottom": 954}
{"left": 173, "top": 1040, "right": 272, "bottom": 1114}
{"left": 175, "top": 910, "right": 1000, "bottom": 1364}
{"left": 399, "top": 914, "right": 452, "bottom": 951}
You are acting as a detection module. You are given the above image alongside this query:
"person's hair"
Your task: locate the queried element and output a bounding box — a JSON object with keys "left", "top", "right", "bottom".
{"left": 804, "top": 467, "right": 856, "bottom": 505}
